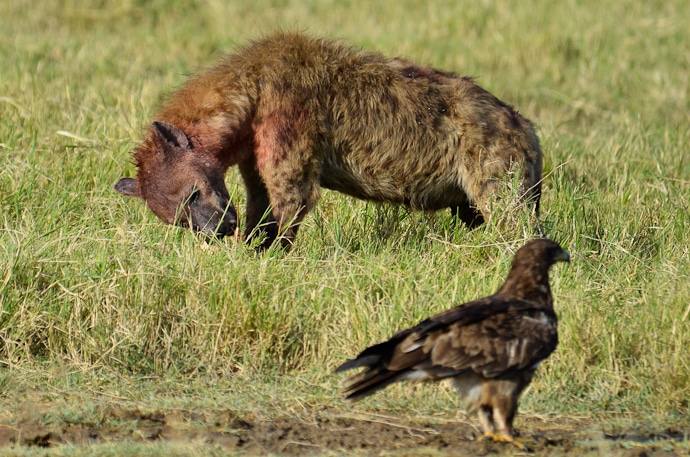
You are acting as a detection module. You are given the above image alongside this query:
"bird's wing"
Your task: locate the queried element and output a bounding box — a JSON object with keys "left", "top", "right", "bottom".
{"left": 387, "top": 299, "right": 558, "bottom": 378}
{"left": 336, "top": 297, "right": 557, "bottom": 400}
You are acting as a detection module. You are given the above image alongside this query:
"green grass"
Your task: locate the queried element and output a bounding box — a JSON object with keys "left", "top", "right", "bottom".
{"left": 1, "top": 0, "right": 689, "bottom": 454}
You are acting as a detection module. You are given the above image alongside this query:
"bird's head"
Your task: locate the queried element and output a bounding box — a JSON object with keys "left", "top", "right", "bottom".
{"left": 498, "top": 238, "right": 569, "bottom": 302}
{"left": 515, "top": 239, "right": 570, "bottom": 267}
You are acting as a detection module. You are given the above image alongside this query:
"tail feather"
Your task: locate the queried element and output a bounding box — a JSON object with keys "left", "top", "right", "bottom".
{"left": 340, "top": 366, "right": 404, "bottom": 401}
{"left": 336, "top": 330, "right": 416, "bottom": 401}
{"left": 334, "top": 354, "right": 381, "bottom": 373}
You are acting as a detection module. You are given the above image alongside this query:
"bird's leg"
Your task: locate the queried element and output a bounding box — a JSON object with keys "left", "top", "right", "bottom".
{"left": 492, "top": 408, "right": 528, "bottom": 451}
{"left": 475, "top": 406, "right": 496, "bottom": 441}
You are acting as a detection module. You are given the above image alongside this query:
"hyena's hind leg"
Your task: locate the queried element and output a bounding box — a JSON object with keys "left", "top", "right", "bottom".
{"left": 471, "top": 169, "right": 542, "bottom": 231}
{"left": 450, "top": 200, "right": 484, "bottom": 229}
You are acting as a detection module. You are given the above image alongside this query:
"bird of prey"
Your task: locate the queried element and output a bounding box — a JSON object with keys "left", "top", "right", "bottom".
{"left": 335, "top": 238, "right": 569, "bottom": 450}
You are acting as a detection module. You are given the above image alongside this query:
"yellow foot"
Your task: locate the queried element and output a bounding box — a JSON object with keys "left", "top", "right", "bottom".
{"left": 477, "top": 431, "right": 496, "bottom": 442}
{"left": 477, "top": 432, "right": 529, "bottom": 451}
{"left": 492, "top": 432, "right": 529, "bottom": 452}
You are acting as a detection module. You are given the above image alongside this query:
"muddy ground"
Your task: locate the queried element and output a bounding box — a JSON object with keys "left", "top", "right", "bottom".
{"left": 1, "top": 407, "right": 687, "bottom": 456}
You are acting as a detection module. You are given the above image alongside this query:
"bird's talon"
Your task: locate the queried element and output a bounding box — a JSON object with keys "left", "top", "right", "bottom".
{"left": 477, "top": 431, "right": 495, "bottom": 442}
{"left": 493, "top": 433, "right": 529, "bottom": 451}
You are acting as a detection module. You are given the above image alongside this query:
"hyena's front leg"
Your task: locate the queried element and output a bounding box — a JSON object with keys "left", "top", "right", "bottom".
{"left": 238, "top": 159, "right": 278, "bottom": 249}
{"left": 253, "top": 111, "right": 321, "bottom": 249}
{"left": 259, "top": 155, "right": 320, "bottom": 249}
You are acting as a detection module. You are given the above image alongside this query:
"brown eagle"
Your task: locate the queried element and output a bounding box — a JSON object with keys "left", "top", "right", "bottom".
{"left": 335, "top": 239, "right": 569, "bottom": 450}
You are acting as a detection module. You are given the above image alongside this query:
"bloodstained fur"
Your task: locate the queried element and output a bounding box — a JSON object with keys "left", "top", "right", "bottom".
{"left": 116, "top": 32, "right": 543, "bottom": 249}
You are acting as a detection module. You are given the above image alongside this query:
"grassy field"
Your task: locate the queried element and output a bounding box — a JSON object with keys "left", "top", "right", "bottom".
{"left": 1, "top": 0, "right": 689, "bottom": 455}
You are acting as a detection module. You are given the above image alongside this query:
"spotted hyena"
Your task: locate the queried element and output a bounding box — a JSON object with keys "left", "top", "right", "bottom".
{"left": 115, "top": 32, "right": 543, "bottom": 249}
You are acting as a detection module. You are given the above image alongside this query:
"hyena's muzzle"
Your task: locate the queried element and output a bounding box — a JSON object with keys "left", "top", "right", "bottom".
{"left": 178, "top": 188, "right": 237, "bottom": 239}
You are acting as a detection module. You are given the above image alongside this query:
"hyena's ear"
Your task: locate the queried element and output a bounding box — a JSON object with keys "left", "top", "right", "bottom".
{"left": 152, "top": 121, "right": 192, "bottom": 151}
{"left": 114, "top": 178, "right": 142, "bottom": 198}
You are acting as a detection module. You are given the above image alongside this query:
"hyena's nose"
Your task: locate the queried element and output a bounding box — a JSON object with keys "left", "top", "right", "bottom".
{"left": 191, "top": 202, "right": 237, "bottom": 238}
{"left": 214, "top": 209, "right": 237, "bottom": 237}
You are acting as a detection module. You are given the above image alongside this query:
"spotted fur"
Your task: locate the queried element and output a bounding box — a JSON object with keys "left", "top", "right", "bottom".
{"left": 115, "top": 32, "right": 543, "bottom": 249}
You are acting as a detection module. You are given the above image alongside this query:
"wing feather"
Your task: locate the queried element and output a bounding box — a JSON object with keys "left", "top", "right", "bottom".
{"left": 426, "top": 309, "right": 558, "bottom": 377}
{"left": 336, "top": 296, "right": 558, "bottom": 399}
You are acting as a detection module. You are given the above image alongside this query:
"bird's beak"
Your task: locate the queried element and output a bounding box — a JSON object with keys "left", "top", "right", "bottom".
{"left": 556, "top": 249, "right": 570, "bottom": 263}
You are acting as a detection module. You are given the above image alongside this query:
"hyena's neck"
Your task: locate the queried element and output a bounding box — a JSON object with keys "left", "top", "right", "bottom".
{"left": 158, "top": 79, "right": 255, "bottom": 172}
{"left": 182, "top": 117, "right": 251, "bottom": 171}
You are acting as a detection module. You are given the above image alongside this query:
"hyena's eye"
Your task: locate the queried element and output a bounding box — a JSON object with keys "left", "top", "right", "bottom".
{"left": 187, "top": 189, "right": 201, "bottom": 206}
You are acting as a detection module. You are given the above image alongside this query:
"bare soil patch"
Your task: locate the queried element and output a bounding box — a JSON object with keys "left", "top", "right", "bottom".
{"left": 0, "top": 407, "right": 687, "bottom": 455}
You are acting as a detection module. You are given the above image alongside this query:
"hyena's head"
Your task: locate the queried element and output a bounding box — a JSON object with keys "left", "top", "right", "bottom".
{"left": 115, "top": 121, "right": 237, "bottom": 238}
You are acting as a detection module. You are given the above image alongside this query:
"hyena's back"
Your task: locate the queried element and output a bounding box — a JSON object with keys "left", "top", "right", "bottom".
{"left": 225, "top": 35, "right": 542, "bottom": 212}
{"left": 119, "top": 32, "right": 542, "bottom": 247}
{"left": 320, "top": 69, "right": 542, "bottom": 214}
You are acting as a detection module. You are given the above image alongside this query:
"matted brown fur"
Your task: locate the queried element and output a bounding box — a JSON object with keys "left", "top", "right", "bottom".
{"left": 115, "top": 32, "right": 543, "bottom": 249}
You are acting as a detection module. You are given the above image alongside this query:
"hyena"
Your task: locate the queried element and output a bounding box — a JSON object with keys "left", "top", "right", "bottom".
{"left": 115, "top": 32, "right": 543, "bottom": 249}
